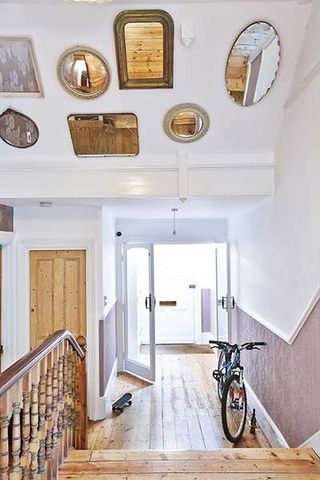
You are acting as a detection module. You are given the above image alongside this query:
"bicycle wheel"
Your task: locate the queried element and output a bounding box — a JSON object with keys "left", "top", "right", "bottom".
{"left": 221, "top": 373, "right": 247, "bottom": 443}
{"left": 217, "top": 350, "right": 227, "bottom": 401}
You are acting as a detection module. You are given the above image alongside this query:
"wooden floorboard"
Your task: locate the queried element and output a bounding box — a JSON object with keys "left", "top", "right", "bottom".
{"left": 88, "top": 349, "right": 269, "bottom": 450}
{"left": 60, "top": 448, "right": 320, "bottom": 479}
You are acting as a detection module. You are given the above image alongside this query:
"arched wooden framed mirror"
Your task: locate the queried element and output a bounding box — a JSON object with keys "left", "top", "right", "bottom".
{"left": 114, "top": 10, "right": 174, "bottom": 89}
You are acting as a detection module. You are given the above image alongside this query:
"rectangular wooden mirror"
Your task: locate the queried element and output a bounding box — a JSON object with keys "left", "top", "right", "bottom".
{"left": 67, "top": 113, "right": 139, "bottom": 157}
{"left": 114, "top": 10, "right": 174, "bottom": 89}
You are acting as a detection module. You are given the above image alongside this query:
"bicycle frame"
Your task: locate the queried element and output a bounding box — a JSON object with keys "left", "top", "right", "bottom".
{"left": 220, "top": 349, "right": 243, "bottom": 382}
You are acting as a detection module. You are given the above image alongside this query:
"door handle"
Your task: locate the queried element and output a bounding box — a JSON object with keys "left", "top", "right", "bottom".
{"left": 222, "top": 296, "right": 227, "bottom": 309}
{"left": 221, "top": 296, "right": 235, "bottom": 310}
{"left": 145, "top": 294, "right": 152, "bottom": 312}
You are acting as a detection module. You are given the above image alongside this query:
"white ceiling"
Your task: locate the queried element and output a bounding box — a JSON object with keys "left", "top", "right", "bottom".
{"left": 0, "top": 0, "right": 311, "bottom": 170}
{"left": 3, "top": 195, "right": 269, "bottom": 219}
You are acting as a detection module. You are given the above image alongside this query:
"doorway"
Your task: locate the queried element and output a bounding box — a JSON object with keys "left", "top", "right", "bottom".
{"left": 122, "top": 242, "right": 230, "bottom": 383}
{"left": 30, "top": 250, "right": 87, "bottom": 349}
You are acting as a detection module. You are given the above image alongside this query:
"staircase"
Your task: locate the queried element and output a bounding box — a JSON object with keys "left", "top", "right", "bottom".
{"left": 60, "top": 448, "right": 320, "bottom": 479}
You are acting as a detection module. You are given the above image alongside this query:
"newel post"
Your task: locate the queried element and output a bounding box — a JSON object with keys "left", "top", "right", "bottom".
{"left": 77, "top": 336, "right": 88, "bottom": 449}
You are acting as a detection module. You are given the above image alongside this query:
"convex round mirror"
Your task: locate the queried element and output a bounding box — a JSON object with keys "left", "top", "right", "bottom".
{"left": 58, "top": 47, "right": 111, "bottom": 99}
{"left": 0, "top": 108, "right": 39, "bottom": 148}
{"left": 164, "top": 104, "right": 210, "bottom": 143}
{"left": 226, "top": 22, "right": 280, "bottom": 106}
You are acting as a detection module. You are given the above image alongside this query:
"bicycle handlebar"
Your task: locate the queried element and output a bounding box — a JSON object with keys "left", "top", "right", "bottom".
{"left": 209, "top": 340, "right": 267, "bottom": 350}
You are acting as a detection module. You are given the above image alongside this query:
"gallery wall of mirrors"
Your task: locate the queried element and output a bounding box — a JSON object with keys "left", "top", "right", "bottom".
{"left": 0, "top": 12, "right": 281, "bottom": 155}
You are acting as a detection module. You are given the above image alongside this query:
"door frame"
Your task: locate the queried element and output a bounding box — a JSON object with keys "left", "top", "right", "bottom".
{"left": 117, "top": 237, "right": 230, "bottom": 373}
{"left": 0, "top": 232, "right": 15, "bottom": 371}
{"left": 15, "top": 237, "right": 100, "bottom": 420}
{"left": 123, "top": 243, "right": 156, "bottom": 382}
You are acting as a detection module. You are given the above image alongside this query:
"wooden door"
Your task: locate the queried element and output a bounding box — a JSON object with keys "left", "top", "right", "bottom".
{"left": 30, "top": 250, "right": 86, "bottom": 349}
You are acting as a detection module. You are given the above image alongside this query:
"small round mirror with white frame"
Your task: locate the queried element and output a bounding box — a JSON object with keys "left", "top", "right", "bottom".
{"left": 226, "top": 21, "right": 280, "bottom": 107}
{"left": 163, "top": 104, "right": 210, "bottom": 143}
{"left": 57, "top": 46, "right": 111, "bottom": 99}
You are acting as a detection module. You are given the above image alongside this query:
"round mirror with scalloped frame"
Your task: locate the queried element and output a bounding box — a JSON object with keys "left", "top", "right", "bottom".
{"left": 226, "top": 21, "right": 280, "bottom": 106}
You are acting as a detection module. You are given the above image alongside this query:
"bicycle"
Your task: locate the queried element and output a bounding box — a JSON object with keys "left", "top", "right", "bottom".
{"left": 209, "top": 340, "right": 267, "bottom": 443}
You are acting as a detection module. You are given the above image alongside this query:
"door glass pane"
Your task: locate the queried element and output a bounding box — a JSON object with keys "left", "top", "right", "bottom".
{"left": 216, "top": 244, "right": 228, "bottom": 341}
{"left": 126, "top": 247, "right": 151, "bottom": 367}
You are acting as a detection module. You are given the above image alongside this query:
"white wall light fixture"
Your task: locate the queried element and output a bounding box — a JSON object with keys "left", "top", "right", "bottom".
{"left": 181, "top": 22, "right": 195, "bottom": 47}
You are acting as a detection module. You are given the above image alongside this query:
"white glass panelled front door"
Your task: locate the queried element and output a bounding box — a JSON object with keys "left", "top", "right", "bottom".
{"left": 216, "top": 244, "right": 230, "bottom": 341}
{"left": 124, "top": 244, "right": 155, "bottom": 382}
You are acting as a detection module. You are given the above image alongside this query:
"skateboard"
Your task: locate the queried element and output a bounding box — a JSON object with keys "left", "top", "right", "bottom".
{"left": 112, "top": 393, "right": 132, "bottom": 413}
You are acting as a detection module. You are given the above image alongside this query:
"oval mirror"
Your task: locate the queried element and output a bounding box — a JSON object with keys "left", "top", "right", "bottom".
{"left": 164, "top": 104, "right": 210, "bottom": 143}
{"left": 226, "top": 22, "right": 280, "bottom": 106}
{"left": 58, "top": 47, "right": 111, "bottom": 99}
{"left": 0, "top": 108, "right": 39, "bottom": 148}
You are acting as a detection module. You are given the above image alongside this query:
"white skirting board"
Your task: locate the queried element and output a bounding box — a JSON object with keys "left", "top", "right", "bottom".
{"left": 245, "top": 379, "right": 289, "bottom": 448}
{"left": 300, "top": 430, "right": 320, "bottom": 455}
{"left": 94, "top": 359, "right": 118, "bottom": 421}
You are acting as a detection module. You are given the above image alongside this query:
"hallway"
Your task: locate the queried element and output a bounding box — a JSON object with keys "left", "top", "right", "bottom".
{"left": 89, "top": 347, "right": 269, "bottom": 450}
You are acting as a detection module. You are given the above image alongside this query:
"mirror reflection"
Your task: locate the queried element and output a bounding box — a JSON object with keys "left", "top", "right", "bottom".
{"left": 226, "top": 22, "right": 280, "bottom": 106}
{"left": 124, "top": 21, "right": 164, "bottom": 81}
{"left": 68, "top": 113, "right": 139, "bottom": 157}
{"left": 58, "top": 47, "right": 110, "bottom": 99}
{"left": 0, "top": 108, "right": 39, "bottom": 148}
{"left": 164, "top": 104, "right": 210, "bottom": 143}
{"left": 170, "top": 110, "right": 203, "bottom": 138}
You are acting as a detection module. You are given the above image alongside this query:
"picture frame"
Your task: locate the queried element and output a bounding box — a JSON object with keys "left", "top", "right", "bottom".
{"left": 0, "top": 37, "right": 43, "bottom": 97}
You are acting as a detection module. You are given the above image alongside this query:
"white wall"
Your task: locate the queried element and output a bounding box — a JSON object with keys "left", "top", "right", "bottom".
{"left": 116, "top": 218, "right": 227, "bottom": 243}
{"left": 229, "top": 4, "right": 320, "bottom": 342}
{"left": 253, "top": 36, "right": 280, "bottom": 104}
{"left": 101, "top": 207, "right": 116, "bottom": 313}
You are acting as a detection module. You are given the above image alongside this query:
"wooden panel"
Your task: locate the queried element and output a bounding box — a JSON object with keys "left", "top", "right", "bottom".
{"left": 30, "top": 250, "right": 86, "bottom": 349}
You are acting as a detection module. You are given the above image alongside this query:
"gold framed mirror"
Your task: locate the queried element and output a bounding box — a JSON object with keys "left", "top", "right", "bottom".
{"left": 226, "top": 22, "right": 280, "bottom": 106}
{"left": 57, "top": 46, "right": 111, "bottom": 99}
{"left": 163, "top": 104, "right": 210, "bottom": 143}
{"left": 67, "top": 113, "right": 139, "bottom": 157}
{"left": 114, "top": 10, "right": 174, "bottom": 89}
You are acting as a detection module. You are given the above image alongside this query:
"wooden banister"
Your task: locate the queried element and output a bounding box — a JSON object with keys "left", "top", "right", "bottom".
{"left": 0, "top": 330, "right": 87, "bottom": 479}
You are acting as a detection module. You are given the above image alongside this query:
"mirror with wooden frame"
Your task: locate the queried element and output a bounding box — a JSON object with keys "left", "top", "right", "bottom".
{"left": 226, "top": 22, "right": 280, "bottom": 106}
{"left": 163, "top": 104, "right": 210, "bottom": 143}
{"left": 114, "top": 10, "right": 174, "bottom": 89}
{"left": 0, "top": 108, "right": 39, "bottom": 148}
{"left": 67, "top": 113, "right": 139, "bottom": 157}
{"left": 58, "top": 47, "right": 111, "bottom": 99}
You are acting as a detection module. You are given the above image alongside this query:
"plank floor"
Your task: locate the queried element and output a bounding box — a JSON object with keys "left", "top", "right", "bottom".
{"left": 60, "top": 448, "right": 320, "bottom": 479}
{"left": 88, "top": 347, "right": 269, "bottom": 450}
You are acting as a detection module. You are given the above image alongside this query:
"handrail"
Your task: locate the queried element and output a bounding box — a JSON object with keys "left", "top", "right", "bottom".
{"left": 0, "top": 330, "right": 84, "bottom": 397}
{"left": 0, "top": 330, "right": 87, "bottom": 478}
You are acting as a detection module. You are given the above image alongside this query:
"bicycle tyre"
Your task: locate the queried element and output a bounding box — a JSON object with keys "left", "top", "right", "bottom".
{"left": 221, "top": 373, "right": 247, "bottom": 443}
{"left": 217, "top": 350, "right": 227, "bottom": 402}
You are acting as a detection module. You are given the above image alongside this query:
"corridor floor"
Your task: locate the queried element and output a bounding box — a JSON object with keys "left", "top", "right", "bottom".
{"left": 88, "top": 346, "right": 269, "bottom": 450}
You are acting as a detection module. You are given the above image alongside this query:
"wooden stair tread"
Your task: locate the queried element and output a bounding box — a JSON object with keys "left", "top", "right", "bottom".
{"left": 60, "top": 448, "right": 320, "bottom": 478}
